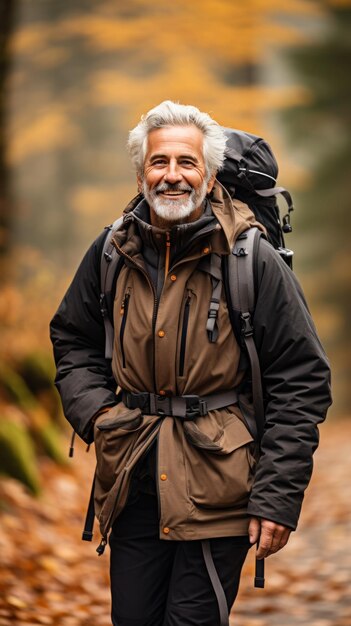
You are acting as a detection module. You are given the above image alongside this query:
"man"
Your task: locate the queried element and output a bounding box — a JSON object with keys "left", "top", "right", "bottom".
{"left": 50, "top": 101, "right": 331, "bottom": 625}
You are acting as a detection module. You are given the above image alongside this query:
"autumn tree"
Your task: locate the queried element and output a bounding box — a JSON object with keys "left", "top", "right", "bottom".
{"left": 282, "top": 2, "right": 351, "bottom": 412}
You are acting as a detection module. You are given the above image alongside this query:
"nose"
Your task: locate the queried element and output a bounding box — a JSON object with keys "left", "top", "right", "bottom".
{"left": 164, "top": 160, "right": 182, "bottom": 184}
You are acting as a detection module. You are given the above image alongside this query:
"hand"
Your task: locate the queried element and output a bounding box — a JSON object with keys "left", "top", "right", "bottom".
{"left": 249, "top": 517, "right": 291, "bottom": 559}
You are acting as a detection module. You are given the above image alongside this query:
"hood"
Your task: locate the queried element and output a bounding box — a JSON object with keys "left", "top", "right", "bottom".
{"left": 210, "top": 181, "right": 266, "bottom": 252}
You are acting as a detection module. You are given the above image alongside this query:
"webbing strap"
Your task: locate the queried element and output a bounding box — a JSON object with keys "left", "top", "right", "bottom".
{"left": 232, "top": 227, "right": 256, "bottom": 312}
{"left": 230, "top": 227, "right": 266, "bottom": 587}
{"left": 100, "top": 217, "right": 123, "bottom": 360}
{"left": 243, "top": 334, "right": 265, "bottom": 440}
{"left": 82, "top": 472, "right": 96, "bottom": 542}
{"left": 256, "top": 186, "right": 293, "bottom": 212}
{"left": 230, "top": 227, "right": 265, "bottom": 439}
{"left": 206, "top": 254, "right": 223, "bottom": 343}
{"left": 202, "top": 540, "right": 229, "bottom": 626}
{"left": 255, "top": 555, "right": 265, "bottom": 588}
{"left": 122, "top": 389, "right": 238, "bottom": 419}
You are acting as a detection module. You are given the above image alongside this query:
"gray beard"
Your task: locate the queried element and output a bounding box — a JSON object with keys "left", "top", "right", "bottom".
{"left": 142, "top": 180, "right": 208, "bottom": 222}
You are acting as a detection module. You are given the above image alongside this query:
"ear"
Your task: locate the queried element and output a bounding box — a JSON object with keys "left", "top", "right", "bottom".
{"left": 206, "top": 173, "right": 216, "bottom": 194}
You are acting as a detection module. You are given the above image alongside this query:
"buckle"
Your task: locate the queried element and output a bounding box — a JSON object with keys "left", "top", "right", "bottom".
{"left": 184, "top": 395, "right": 208, "bottom": 419}
{"left": 123, "top": 391, "right": 149, "bottom": 412}
{"left": 240, "top": 312, "right": 253, "bottom": 337}
{"left": 82, "top": 530, "right": 93, "bottom": 542}
{"left": 99, "top": 293, "right": 107, "bottom": 318}
{"left": 155, "top": 395, "right": 171, "bottom": 417}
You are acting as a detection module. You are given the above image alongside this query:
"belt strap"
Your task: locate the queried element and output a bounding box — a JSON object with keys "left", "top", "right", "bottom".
{"left": 255, "top": 554, "right": 265, "bottom": 588}
{"left": 82, "top": 472, "right": 96, "bottom": 542}
{"left": 122, "top": 389, "right": 238, "bottom": 419}
{"left": 202, "top": 540, "right": 229, "bottom": 626}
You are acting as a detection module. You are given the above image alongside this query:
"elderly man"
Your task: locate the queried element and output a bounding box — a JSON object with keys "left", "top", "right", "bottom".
{"left": 50, "top": 101, "right": 331, "bottom": 626}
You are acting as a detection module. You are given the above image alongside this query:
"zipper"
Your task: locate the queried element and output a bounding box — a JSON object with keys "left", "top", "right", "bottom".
{"left": 164, "top": 231, "right": 171, "bottom": 281}
{"left": 96, "top": 537, "right": 107, "bottom": 556}
{"left": 155, "top": 433, "right": 161, "bottom": 520}
{"left": 119, "top": 292, "right": 130, "bottom": 368}
{"left": 112, "top": 238, "right": 158, "bottom": 392}
{"left": 179, "top": 292, "right": 192, "bottom": 376}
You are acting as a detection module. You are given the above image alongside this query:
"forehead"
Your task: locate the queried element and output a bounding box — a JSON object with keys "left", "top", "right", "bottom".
{"left": 145, "top": 125, "right": 205, "bottom": 160}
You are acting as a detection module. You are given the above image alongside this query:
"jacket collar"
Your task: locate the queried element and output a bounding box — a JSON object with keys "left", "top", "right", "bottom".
{"left": 113, "top": 182, "right": 263, "bottom": 259}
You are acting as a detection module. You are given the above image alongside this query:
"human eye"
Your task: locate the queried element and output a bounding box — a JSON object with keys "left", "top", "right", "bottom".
{"left": 151, "top": 157, "right": 167, "bottom": 167}
{"left": 180, "top": 158, "right": 196, "bottom": 167}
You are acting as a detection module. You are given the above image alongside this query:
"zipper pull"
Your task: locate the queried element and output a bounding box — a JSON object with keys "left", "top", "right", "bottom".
{"left": 96, "top": 537, "right": 107, "bottom": 556}
{"left": 69, "top": 430, "right": 76, "bottom": 458}
{"left": 120, "top": 292, "right": 130, "bottom": 315}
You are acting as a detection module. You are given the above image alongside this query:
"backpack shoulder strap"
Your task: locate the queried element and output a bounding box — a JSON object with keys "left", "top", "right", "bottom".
{"left": 225, "top": 226, "right": 265, "bottom": 441}
{"left": 100, "top": 217, "right": 124, "bottom": 360}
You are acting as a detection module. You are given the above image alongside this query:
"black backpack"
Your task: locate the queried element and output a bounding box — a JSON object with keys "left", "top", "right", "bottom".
{"left": 218, "top": 127, "right": 294, "bottom": 257}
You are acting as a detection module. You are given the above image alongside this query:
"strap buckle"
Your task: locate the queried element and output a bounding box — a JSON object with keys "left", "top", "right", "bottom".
{"left": 99, "top": 293, "right": 107, "bottom": 318}
{"left": 240, "top": 312, "right": 253, "bottom": 338}
{"left": 154, "top": 394, "right": 171, "bottom": 417}
{"left": 184, "top": 395, "right": 208, "bottom": 419}
{"left": 124, "top": 391, "right": 149, "bottom": 412}
{"left": 82, "top": 530, "right": 93, "bottom": 542}
{"left": 123, "top": 391, "right": 208, "bottom": 419}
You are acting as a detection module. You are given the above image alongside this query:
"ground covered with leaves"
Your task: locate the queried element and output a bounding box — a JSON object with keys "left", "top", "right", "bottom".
{"left": 0, "top": 419, "right": 350, "bottom": 626}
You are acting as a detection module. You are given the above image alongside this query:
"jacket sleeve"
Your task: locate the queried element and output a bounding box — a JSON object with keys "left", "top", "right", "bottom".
{"left": 246, "top": 238, "right": 332, "bottom": 530}
{"left": 49, "top": 230, "right": 118, "bottom": 444}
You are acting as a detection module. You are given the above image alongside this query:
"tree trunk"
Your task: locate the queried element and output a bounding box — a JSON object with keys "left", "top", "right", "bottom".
{"left": 0, "top": 0, "right": 16, "bottom": 261}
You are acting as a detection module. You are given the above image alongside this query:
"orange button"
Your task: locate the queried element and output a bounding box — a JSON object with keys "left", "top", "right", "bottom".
{"left": 159, "top": 390, "right": 166, "bottom": 396}
{"left": 163, "top": 527, "right": 170, "bottom": 535}
{"left": 203, "top": 246, "right": 210, "bottom": 254}
{"left": 158, "top": 330, "right": 165, "bottom": 338}
{"left": 160, "top": 474, "right": 167, "bottom": 481}
{"left": 170, "top": 274, "right": 177, "bottom": 282}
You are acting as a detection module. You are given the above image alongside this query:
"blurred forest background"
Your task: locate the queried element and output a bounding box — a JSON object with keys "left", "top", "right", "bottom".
{"left": 0, "top": 0, "right": 350, "bottom": 491}
{"left": 0, "top": 1, "right": 350, "bottom": 624}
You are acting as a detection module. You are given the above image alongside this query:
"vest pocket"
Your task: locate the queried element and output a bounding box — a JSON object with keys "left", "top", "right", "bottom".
{"left": 94, "top": 405, "right": 145, "bottom": 510}
{"left": 179, "top": 292, "right": 192, "bottom": 376}
{"left": 94, "top": 406, "right": 144, "bottom": 493}
{"left": 94, "top": 413, "right": 161, "bottom": 539}
{"left": 184, "top": 411, "right": 255, "bottom": 510}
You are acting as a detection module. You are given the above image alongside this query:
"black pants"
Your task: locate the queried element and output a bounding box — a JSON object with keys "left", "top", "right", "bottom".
{"left": 109, "top": 492, "right": 250, "bottom": 626}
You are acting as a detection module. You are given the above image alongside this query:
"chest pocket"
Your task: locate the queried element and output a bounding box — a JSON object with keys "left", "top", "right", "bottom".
{"left": 178, "top": 289, "right": 193, "bottom": 377}
{"left": 119, "top": 288, "right": 131, "bottom": 368}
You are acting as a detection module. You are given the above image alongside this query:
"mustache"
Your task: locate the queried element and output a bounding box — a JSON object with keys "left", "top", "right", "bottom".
{"left": 154, "top": 182, "right": 193, "bottom": 194}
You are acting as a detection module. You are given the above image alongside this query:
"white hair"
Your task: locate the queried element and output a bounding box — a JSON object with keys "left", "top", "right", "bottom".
{"left": 127, "top": 100, "right": 227, "bottom": 178}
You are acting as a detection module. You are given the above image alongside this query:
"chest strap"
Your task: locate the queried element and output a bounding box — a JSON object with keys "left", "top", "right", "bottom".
{"left": 122, "top": 389, "right": 238, "bottom": 420}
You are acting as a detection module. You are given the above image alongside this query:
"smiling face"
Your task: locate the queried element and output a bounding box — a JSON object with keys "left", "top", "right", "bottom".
{"left": 137, "top": 125, "right": 216, "bottom": 226}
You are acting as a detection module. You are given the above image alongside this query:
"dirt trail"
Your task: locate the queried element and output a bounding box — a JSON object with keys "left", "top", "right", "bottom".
{"left": 234, "top": 420, "right": 351, "bottom": 626}
{"left": 0, "top": 420, "right": 350, "bottom": 626}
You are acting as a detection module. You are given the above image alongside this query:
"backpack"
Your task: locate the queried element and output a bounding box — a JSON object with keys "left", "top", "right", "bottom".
{"left": 218, "top": 127, "right": 294, "bottom": 257}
